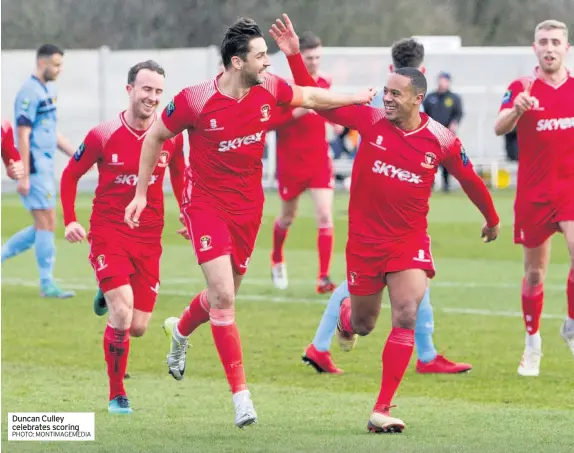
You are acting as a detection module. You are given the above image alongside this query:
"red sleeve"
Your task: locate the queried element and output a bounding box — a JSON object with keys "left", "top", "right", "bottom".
{"left": 266, "top": 106, "right": 295, "bottom": 131}
{"left": 1, "top": 122, "right": 20, "bottom": 166}
{"left": 441, "top": 139, "right": 500, "bottom": 227}
{"left": 499, "top": 78, "right": 530, "bottom": 112}
{"left": 168, "top": 134, "right": 185, "bottom": 207}
{"left": 161, "top": 88, "right": 197, "bottom": 135}
{"left": 285, "top": 53, "right": 379, "bottom": 133}
{"left": 270, "top": 75, "right": 296, "bottom": 106}
{"left": 60, "top": 131, "right": 102, "bottom": 225}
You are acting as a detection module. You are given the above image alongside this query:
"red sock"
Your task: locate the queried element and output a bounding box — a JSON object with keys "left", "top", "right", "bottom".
{"left": 339, "top": 297, "right": 354, "bottom": 333}
{"left": 318, "top": 226, "right": 334, "bottom": 279}
{"left": 374, "top": 328, "right": 414, "bottom": 412}
{"left": 567, "top": 269, "right": 574, "bottom": 320}
{"left": 103, "top": 324, "right": 130, "bottom": 401}
{"left": 272, "top": 218, "right": 289, "bottom": 264}
{"left": 178, "top": 290, "right": 210, "bottom": 336}
{"left": 522, "top": 279, "right": 544, "bottom": 334}
{"left": 210, "top": 308, "right": 247, "bottom": 394}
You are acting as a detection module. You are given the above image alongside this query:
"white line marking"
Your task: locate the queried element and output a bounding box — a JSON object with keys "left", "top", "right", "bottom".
{"left": 1, "top": 277, "right": 565, "bottom": 320}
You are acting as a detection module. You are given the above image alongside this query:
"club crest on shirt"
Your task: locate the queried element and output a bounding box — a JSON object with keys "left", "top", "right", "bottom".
{"left": 349, "top": 271, "right": 357, "bottom": 285}
{"left": 96, "top": 254, "right": 108, "bottom": 271}
{"left": 199, "top": 235, "right": 212, "bottom": 252}
{"left": 501, "top": 89, "right": 512, "bottom": 104}
{"left": 260, "top": 104, "right": 271, "bottom": 122}
{"left": 158, "top": 150, "right": 170, "bottom": 167}
{"left": 421, "top": 152, "right": 437, "bottom": 169}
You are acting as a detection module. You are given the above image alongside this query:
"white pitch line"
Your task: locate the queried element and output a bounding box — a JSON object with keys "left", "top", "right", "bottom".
{"left": 1, "top": 277, "right": 565, "bottom": 320}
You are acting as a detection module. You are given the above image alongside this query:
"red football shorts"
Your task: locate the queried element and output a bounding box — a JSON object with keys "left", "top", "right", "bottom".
{"left": 277, "top": 159, "right": 334, "bottom": 201}
{"left": 345, "top": 234, "right": 435, "bottom": 296}
{"left": 182, "top": 201, "right": 262, "bottom": 275}
{"left": 88, "top": 231, "right": 162, "bottom": 313}
{"left": 514, "top": 195, "right": 574, "bottom": 248}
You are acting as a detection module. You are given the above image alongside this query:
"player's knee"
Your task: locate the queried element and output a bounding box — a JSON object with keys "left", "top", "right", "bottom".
{"left": 525, "top": 268, "right": 545, "bottom": 287}
{"left": 129, "top": 323, "right": 147, "bottom": 337}
{"left": 392, "top": 302, "right": 418, "bottom": 330}
{"left": 351, "top": 315, "right": 376, "bottom": 336}
{"left": 207, "top": 287, "right": 235, "bottom": 309}
{"left": 279, "top": 213, "right": 296, "bottom": 227}
{"left": 316, "top": 211, "right": 332, "bottom": 228}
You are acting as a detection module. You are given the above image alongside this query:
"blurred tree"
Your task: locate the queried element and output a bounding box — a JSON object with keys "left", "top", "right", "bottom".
{"left": 2, "top": 0, "right": 573, "bottom": 49}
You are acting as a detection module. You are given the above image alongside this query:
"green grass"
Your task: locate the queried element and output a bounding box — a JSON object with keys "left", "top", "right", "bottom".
{"left": 2, "top": 190, "right": 574, "bottom": 453}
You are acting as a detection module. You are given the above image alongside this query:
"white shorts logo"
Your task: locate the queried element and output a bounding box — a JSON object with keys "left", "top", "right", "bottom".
{"left": 413, "top": 249, "right": 430, "bottom": 263}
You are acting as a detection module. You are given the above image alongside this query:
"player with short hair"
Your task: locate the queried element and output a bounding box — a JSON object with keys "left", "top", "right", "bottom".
{"left": 302, "top": 38, "right": 472, "bottom": 375}
{"left": 271, "top": 14, "right": 500, "bottom": 433}
{"left": 2, "top": 44, "right": 76, "bottom": 298}
{"left": 124, "top": 17, "right": 375, "bottom": 428}
{"left": 2, "top": 120, "right": 24, "bottom": 180}
{"left": 268, "top": 31, "right": 339, "bottom": 294}
{"left": 60, "top": 60, "right": 186, "bottom": 414}
{"left": 494, "top": 19, "right": 574, "bottom": 375}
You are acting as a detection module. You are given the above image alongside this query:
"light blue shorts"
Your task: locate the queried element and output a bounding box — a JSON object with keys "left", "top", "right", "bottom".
{"left": 20, "top": 173, "right": 56, "bottom": 210}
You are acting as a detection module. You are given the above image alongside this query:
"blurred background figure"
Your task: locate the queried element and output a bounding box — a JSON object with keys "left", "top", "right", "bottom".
{"left": 423, "top": 71, "right": 463, "bottom": 192}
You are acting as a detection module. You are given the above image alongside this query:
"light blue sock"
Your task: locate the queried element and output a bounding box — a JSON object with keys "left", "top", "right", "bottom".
{"left": 1, "top": 226, "right": 36, "bottom": 263}
{"left": 34, "top": 230, "right": 56, "bottom": 286}
{"left": 312, "top": 281, "right": 350, "bottom": 352}
{"left": 415, "top": 287, "right": 437, "bottom": 363}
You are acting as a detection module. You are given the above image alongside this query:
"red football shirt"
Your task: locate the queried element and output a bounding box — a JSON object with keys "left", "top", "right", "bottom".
{"left": 1, "top": 120, "right": 20, "bottom": 166}
{"left": 273, "top": 75, "right": 331, "bottom": 177}
{"left": 319, "top": 107, "right": 499, "bottom": 243}
{"left": 161, "top": 73, "right": 294, "bottom": 215}
{"left": 500, "top": 69, "right": 574, "bottom": 203}
{"left": 61, "top": 112, "right": 185, "bottom": 242}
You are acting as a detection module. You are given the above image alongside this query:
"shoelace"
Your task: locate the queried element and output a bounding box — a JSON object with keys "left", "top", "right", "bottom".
{"left": 115, "top": 395, "right": 130, "bottom": 408}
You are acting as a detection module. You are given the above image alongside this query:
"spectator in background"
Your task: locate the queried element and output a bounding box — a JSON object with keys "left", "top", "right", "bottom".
{"left": 423, "top": 72, "right": 463, "bottom": 192}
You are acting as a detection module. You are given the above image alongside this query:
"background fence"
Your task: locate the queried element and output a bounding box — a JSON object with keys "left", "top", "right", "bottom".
{"left": 3, "top": 45, "right": 572, "bottom": 187}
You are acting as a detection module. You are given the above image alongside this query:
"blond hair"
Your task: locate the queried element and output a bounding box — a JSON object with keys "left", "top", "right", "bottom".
{"left": 535, "top": 20, "right": 569, "bottom": 40}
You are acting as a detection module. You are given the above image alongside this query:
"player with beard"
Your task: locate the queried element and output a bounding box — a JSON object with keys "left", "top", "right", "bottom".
{"left": 495, "top": 20, "right": 574, "bottom": 375}
{"left": 124, "top": 17, "right": 375, "bottom": 428}
{"left": 60, "top": 60, "right": 186, "bottom": 413}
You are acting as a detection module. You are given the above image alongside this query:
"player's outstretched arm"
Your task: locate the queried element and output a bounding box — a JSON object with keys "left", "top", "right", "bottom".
{"left": 136, "top": 119, "right": 175, "bottom": 198}
{"left": 125, "top": 119, "right": 176, "bottom": 229}
{"left": 61, "top": 134, "right": 101, "bottom": 242}
{"left": 441, "top": 140, "right": 500, "bottom": 242}
{"left": 57, "top": 132, "right": 76, "bottom": 156}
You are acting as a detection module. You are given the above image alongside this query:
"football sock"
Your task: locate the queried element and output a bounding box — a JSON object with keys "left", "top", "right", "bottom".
{"left": 567, "top": 269, "right": 574, "bottom": 321}
{"left": 339, "top": 297, "right": 354, "bottom": 334}
{"left": 210, "top": 307, "right": 247, "bottom": 394}
{"left": 374, "top": 328, "right": 415, "bottom": 412}
{"left": 272, "top": 218, "right": 289, "bottom": 264}
{"left": 317, "top": 225, "right": 334, "bottom": 279}
{"left": 1, "top": 225, "right": 36, "bottom": 263}
{"left": 177, "top": 290, "right": 210, "bottom": 337}
{"left": 521, "top": 278, "right": 544, "bottom": 339}
{"left": 312, "top": 281, "right": 350, "bottom": 351}
{"left": 34, "top": 229, "right": 56, "bottom": 286}
{"left": 415, "top": 287, "right": 437, "bottom": 363}
{"left": 104, "top": 324, "right": 130, "bottom": 400}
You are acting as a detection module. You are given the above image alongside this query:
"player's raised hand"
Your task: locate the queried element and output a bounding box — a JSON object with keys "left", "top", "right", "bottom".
{"left": 124, "top": 194, "right": 147, "bottom": 229}
{"left": 353, "top": 87, "right": 377, "bottom": 105}
{"left": 65, "top": 221, "right": 87, "bottom": 243}
{"left": 481, "top": 222, "right": 500, "bottom": 243}
{"left": 513, "top": 82, "right": 539, "bottom": 115}
{"left": 269, "top": 14, "right": 300, "bottom": 56}
{"left": 6, "top": 159, "right": 24, "bottom": 180}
